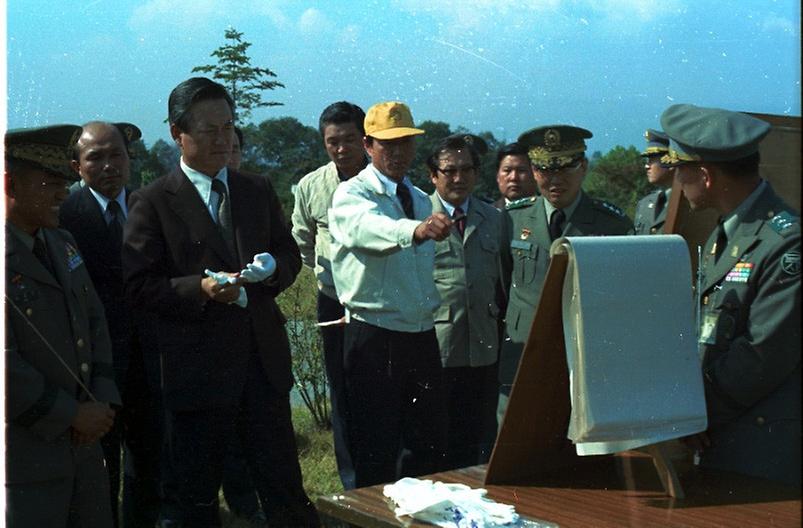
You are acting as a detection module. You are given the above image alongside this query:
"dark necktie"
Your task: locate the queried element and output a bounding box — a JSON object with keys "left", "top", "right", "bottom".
{"left": 714, "top": 223, "right": 728, "bottom": 263}
{"left": 654, "top": 191, "right": 667, "bottom": 220}
{"left": 211, "top": 178, "right": 236, "bottom": 255}
{"left": 33, "top": 236, "right": 55, "bottom": 277}
{"left": 453, "top": 206, "right": 466, "bottom": 238}
{"left": 396, "top": 183, "right": 415, "bottom": 220}
{"left": 107, "top": 200, "right": 124, "bottom": 249}
{"left": 549, "top": 209, "right": 565, "bottom": 241}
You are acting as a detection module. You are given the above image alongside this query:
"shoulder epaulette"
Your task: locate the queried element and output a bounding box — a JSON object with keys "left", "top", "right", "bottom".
{"left": 593, "top": 199, "right": 626, "bottom": 218}
{"left": 505, "top": 196, "right": 536, "bottom": 210}
{"left": 769, "top": 211, "right": 799, "bottom": 235}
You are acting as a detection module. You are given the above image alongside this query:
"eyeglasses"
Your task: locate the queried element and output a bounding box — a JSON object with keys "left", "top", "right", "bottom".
{"left": 436, "top": 165, "right": 476, "bottom": 178}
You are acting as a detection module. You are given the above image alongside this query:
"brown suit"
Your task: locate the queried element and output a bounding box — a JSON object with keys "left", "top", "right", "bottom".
{"left": 122, "top": 167, "right": 317, "bottom": 525}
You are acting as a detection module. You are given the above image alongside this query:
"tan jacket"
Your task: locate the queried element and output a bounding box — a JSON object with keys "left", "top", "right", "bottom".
{"left": 291, "top": 161, "right": 342, "bottom": 299}
{"left": 431, "top": 195, "right": 503, "bottom": 368}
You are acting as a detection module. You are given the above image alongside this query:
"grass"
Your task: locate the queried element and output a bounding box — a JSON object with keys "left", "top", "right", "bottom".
{"left": 220, "top": 404, "right": 342, "bottom": 527}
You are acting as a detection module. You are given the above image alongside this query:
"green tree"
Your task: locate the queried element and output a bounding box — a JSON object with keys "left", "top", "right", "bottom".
{"left": 584, "top": 145, "right": 650, "bottom": 218}
{"left": 192, "top": 27, "right": 284, "bottom": 123}
{"left": 239, "top": 118, "right": 327, "bottom": 217}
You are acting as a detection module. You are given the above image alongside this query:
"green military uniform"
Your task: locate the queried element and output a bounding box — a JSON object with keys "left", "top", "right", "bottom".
{"left": 634, "top": 129, "right": 671, "bottom": 235}
{"left": 499, "top": 192, "right": 634, "bottom": 385}
{"left": 662, "top": 103, "right": 801, "bottom": 487}
{"left": 5, "top": 126, "right": 121, "bottom": 527}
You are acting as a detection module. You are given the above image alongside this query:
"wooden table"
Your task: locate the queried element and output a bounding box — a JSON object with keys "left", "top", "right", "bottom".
{"left": 317, "top": 460, "right": 801, "bottom": 527}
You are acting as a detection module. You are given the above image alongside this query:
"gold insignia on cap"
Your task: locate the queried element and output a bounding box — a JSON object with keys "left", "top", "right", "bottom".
{"left": 544, "top": 129, "right": 560, "bottom": 148}
{"left": 643, "top": 129, "right": 650, "bottom": 139}
{"left": 124, "top": 126, "right": 134, "bottom": 141}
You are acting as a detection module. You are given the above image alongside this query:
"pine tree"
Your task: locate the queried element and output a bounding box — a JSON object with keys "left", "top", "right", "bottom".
{"left": 192, "top": 27, "right": 284, "bottom": 123}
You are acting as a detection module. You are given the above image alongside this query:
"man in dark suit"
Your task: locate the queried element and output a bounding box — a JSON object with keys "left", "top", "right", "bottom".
{"left": 122, "top": 77, "right": 317, "bottom": 526}
{"left": 59, "top": 121, "right": 161, "bottom": 527}
{"left": 5, "top": 124, "right": 121, "bottom": 527}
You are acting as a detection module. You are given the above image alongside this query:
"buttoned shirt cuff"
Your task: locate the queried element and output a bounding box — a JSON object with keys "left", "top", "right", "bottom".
{"left": 396, "top": 219, "right": 420, "bottom": 249}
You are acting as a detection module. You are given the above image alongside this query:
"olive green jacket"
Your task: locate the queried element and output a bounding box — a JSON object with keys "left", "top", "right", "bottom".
{"left": 5, "top": 226, "right": 120, "bottom": 483}
{"left": 697, "top": 183, "right": 801, "bottom": 486}
{"left": 499, "top": 193, "right": 634, "bottom": 385}
{"left": 430, "top": 194, "right": 504, "bottom": 368}
{"left": 633, "top": 189, "right": 668, "bottom": 235}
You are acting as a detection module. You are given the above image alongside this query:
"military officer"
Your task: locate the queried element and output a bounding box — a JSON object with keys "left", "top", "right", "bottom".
{"left": 428, "top": 134, "right": 504, "bottom": 468}
{"left": 498, "top": 125, "right": 634, "bottom": 422}
{"left": 634, "top": 128, "right": 673, "bottom": 235}
{"left": 662, "top": 104, "right": 800, "bottom": 487}
{"left": 5, "top": 125, "right": 122, "bottom": 527}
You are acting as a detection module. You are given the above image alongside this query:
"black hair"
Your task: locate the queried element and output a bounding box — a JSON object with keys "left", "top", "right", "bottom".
{"left": 425, "top": 136, "right": 481, "bottom": 172}
{"left": 168, "top": 77, "right": 235, "bottom": 132}
{"left": 496, "top": 142, "right": 530, "bottom": 167}
{"left": 318, "top": 101, "right": 366, "bottom": 137}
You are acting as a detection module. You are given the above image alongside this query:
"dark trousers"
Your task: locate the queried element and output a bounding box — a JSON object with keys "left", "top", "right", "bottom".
{"left": 220, "top": 437, "right": 260, "bottom": 517}
{"left": 169, "top": 354, "right": 318, "bottom": 527}
{"left": 442, "top": 363, "right": 500, "bottom": 469}
{"left": 343, "top": 320, "right": 448, "bottom": 488}
{"left": 317, "top": 290, "right": 355, "bottom": 490}
{"left": 122, "top": 320, "right": 167, "bottom": 527}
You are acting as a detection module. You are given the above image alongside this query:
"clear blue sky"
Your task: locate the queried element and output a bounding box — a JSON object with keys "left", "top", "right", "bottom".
{"left": 6, "top": 0, "right": 801, "bottom": 154}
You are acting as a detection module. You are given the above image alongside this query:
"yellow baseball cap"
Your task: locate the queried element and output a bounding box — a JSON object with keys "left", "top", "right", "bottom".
{"left": 364, "top": 101, "right": 425, "bottom": 140}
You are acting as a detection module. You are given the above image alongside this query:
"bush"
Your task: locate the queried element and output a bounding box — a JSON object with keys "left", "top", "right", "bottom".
{"left": 277, "top": 266, "right": 331, "bottom": 429}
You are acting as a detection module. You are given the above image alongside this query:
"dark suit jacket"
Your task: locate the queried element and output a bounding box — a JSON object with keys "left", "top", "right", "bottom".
{"left": 5, "top": 226, "right": 120, "bottom": 483}
{"left": 59, "top": 186, "right": 132, "bottom": 387}
{"left": 122, "top": 168, "right": 301, "bottom": 411}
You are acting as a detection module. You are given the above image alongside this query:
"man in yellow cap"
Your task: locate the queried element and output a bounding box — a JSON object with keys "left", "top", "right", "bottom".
{"left": 5, "top": 124, "right": 121, "bottom": 527}
{"left": 329, "top": 101, "right": 452, "bottom": 487}
{"left": 497, "top": 125, "right": 634, "bottom": 423}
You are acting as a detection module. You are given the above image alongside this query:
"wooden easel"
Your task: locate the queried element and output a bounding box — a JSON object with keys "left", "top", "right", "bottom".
{"left": 485, "top": 253, "right": 686, "bottom": 498}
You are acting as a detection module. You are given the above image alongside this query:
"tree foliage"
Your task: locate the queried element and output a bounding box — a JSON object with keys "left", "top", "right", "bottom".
{"left": 192, "top": 28, "right": 284, "bottom": 123}
{"left": 584, "top": 145, "right": 650, "bottom": 218}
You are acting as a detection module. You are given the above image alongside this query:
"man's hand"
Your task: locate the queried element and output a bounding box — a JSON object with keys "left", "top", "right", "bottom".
{"left": 201, "top": 272, "right": 243, "bottom": 304}
{"left": 70, "top": 402, "right": 115, "bottom": 445}
{"left": 413, "top": 212, "right": 452, "bottom": 243}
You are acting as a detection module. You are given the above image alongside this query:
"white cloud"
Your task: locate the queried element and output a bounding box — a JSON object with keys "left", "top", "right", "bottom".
{"left": 129, "top": 0, "right": 224, "bottom": 30}
{"left": 298, "top": 8, "right": 333, "bottom": 35}
{"left": 762, "top": 14, "right": 796, "bottom": 34}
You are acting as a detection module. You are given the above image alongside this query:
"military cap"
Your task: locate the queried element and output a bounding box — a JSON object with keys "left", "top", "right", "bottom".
{"left": 443, "top": 133, "right": 489, "bottom": 155}
{"left": 518, "top": 125, "right": 593, "bottom": 170}
{"left": 641, "top": 128, "right": 669, "bottom": 157}
{"left": 364, "top": 101, "right": 425, "bottom": 140}
{"left": 659, "top": 104, "right": 770, "bottom": 166}
{"left": 5, "top": 125, "right": 82, "bottom": 181}
{"left": 112, "top": 122, "right": 142, "bottom": 146}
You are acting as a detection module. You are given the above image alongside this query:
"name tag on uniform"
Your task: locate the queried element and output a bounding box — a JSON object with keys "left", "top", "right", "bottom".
{"left": 699, "top": 313, "right": 718, "bottom": 345}
{"left": 511, "top": 240, "right": 532, "bottom": 251}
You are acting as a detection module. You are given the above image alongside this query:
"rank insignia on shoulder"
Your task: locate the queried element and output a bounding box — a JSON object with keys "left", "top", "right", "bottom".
{"left": 65, "top": 242, "right": 84, "bottom": 271}
{"left": 505, "top": 196, "right": 536, "bottom": 210}
{"left": 769, "top": 211, "right": 798, "bottom": 234}
{"left": 781, "top": 250, "right": 800, "bottom": 276}
{"left": 594, "top": 199, "right": 625, "bottom": 217}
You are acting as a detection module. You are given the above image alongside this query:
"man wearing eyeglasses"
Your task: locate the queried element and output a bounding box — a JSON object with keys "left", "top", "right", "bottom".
{"left": 427, "top": 134, "right": 504, "bottom": 469}
{"left": 634, "top": 129, "right": 673, "bottom": 235}
{"left": 497, "top": 125, "right": 634, "bottom": 422}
